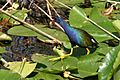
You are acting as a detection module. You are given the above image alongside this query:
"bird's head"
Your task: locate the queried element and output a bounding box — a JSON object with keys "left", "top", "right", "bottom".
{"left": 54, "top": 16, "right": 63, "bottom": 24}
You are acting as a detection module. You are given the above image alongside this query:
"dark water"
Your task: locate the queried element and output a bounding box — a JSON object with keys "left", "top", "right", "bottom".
{"left": 2, "top": 36, "right": 55, "bottom": 61}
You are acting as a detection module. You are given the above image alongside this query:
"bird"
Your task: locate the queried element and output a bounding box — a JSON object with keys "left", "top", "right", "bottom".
{"left": 50, "top": 16, "right": 98, "bottom": 61}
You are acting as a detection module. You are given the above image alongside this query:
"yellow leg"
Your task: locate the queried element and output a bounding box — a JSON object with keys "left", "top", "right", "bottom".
{"left": 49, "top": 48, "right": 73, "bottom": 61}
{"left": 86, "top": 48, "right": 90, "bottom": 55}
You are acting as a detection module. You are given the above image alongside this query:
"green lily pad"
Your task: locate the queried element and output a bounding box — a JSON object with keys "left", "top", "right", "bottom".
{"left": 52, "top": 0, "right": 82, "bottom": 7}
{"left": 98, "top": 45, "right": 120, "bottom": 80}
{"left": 0, "top": 70, "right": 21, "bottom": 80}
{"left": 7, "top": 24, "right": 71, "bottom": 48}
{"left": 114, "top": 66, "right": 120, "bottom": 80}
{"left": 32, "top": 53, "right": 78, "bottom": 72}
{"left": 69, "top": 6, "right": 87, "bottom": 28}
{"left": 77, "top": 54, "right": 100, "bottom": 78}
{"left": 7, "top": 61, "right": 37, "bottom": 78}
{"left": 112, "top": 20, "right": 120, "bottom": 35}
{"left": 26, "top": 71, "right": 64, "bottom": 80}
{"left": 89, "top": 7, "right": 115, "bottom": 32}
{"left": 77, "top": 43, "right": 112, "bottom": 78}
{"left": 0, "top": 9, "right": 28, "bottom": 24}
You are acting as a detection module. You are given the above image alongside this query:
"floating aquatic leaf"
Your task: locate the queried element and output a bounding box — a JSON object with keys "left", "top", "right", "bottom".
{"left": 0, "top": 70, "right": 21, "bottom": 80}
{"left": 98, "top": 45, "right": 120, "bottom": 80}
{"left": 7, "top": 61, "right": 37, "bottom": 78}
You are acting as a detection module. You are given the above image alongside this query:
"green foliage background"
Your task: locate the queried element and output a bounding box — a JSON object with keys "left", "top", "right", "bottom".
{"left": 0, "top": 0, "right": 120, "bottom": 80}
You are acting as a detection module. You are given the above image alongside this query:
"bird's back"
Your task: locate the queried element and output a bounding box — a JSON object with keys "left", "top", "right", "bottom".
{"left": 77, "top": 29, "right": 98, "bottom": 48}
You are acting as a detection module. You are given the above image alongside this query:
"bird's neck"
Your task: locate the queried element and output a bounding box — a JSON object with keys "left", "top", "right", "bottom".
{"left": 59, "top": 20, "right": 72, "bottom": 33}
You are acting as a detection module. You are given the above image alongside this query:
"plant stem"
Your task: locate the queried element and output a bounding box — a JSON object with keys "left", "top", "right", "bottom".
{"left": 46, "top": 0, "right": 60, "bottom": 17}
{"left": 34, "top": 3, "right": 65, "bottom": 32}
{"left": 19, "top": 58, "right": 26, "bottom": 74}
{"left": 0, "top": 9, "right": 62, "bottom": 44}
{"left": 1, "top": 0, "right": 11, "bottom": 10}
{"left": 46, "top": 0, "right": 52, "bottom": 18}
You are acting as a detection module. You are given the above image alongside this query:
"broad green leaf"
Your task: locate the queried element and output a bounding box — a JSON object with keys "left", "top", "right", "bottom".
{"left": 7, "top": 62, "right": 37, "bottom": 78}
{"left": 113, "top": 51, "right": 120, "bottom": 70}
{"left": 26, "top": 71, "right": 64, "bottom": 80}
{"left": 72, "top": 6, "right": 87, "bottom": 18}
{"left": 81, "top": 7, "right": 117, "bottom": 42}
{"left": 52, "top": 0, "right": 82, "bottom": 7}
{"left": 0, "top": 70, "right": 21, "bottom": 80}
{"left": 81, "top": 23, "right": 113, "bottom": 42}
{"left": 62, "top": 56, "right": 78, "bottom": 70}
{"left": 93, "top": 43, "right": 113, "bottom": 55}
{"left": 89, "top": 7, "right": 116, "bottom": 32}
{"left": 69, "top": 6, "right": 87, "bottom": 28}
{"left": 32, "top": 53, "right": 78, "bottom": 73}
{"left": 0, "top": 9, "right": 28, "bottom": 24}
{"left": 7, "top": 25, "right": 71, "bottom": 48}
{"left": 92, "top": 1, "right": 105, "bottom": 9}
{"left": 114, "top": 66, "right": 120, "bottom": 80}
{"left": 111, "top": 10, "right": 120, "bottom": 20}
{"left": 7, "top": 26, "right": 39, "bottom": 37}
{"left": 78, "top": 54, "right": 100, "bottom": 78}
{"left": 77, "top": 43, "right": 112, "bottom": 78}
{"left": 112, "top": 20, "right": 120, "bottom": 35}
{"left": 98, "top": 45, "right": 120, "bottom": 80}
{"left": 32, "top": 53, "right": 63, "bottom": 72}
{"left": 31, "top": 24, "right": 72, "bottom": 48}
